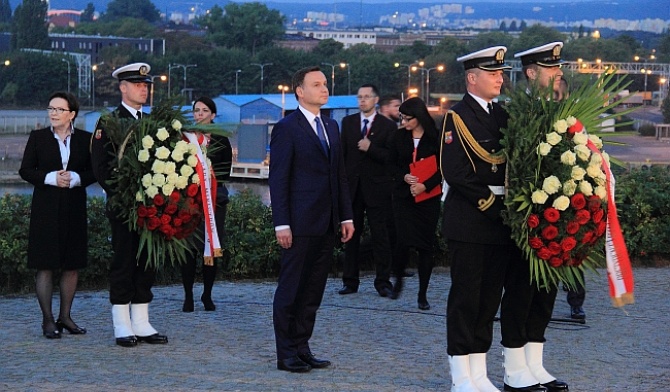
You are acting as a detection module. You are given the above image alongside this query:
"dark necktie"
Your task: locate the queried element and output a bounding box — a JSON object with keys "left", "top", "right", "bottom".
{"left": 487, "top": 102, "right": 494, "bottom": 114}
{"left": 137, "top": 111, "right": 143, "bottom": 120}
{"left": 315, "top": 117, "right": 329, "bottom": 154}
{"left": 361, "top": 118, "right": 369, "bottom": 138}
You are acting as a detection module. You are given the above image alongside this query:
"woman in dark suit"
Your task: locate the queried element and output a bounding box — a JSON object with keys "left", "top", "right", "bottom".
{"left": 387, "top": 97, "right": 442, "bottom": 310}
{"left": 19, "top": 92, "right": 96, "bottom": 338}
{"left": 181, "top": 96, "right": 232, "bottom": 312}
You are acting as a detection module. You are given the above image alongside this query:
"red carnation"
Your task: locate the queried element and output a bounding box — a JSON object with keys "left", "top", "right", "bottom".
{"left": 560, "top": 236, "right": 577, "bottom": 252}
{"left": 169, "top": 191, "right": 181, "bottom": 203}
{"left": 187, "top": 183, "right": 199, "bottom": 197}
{"left": 137, "top": 205, "right": 148, "bottom": 218}
{"left": 548, "top": 257, "right": 563, "bottom": 267}
{"left": 153, "top": 194, "right": 165, "bottom": 206}
{"left": 568, "top": 119, "right": 584, "bottom": 134}
{"left": 588, "top": 195, "right": 602, "bottom": 212}
{"left": 527, "top": 214, "right": 540, "bottom": 229}
{"left": 570, "top": 193, "right": 586, "bottom": 210}
{"left": 146, "top": 206, "right": 158, "bottom": 217}
{"left": 146, "top": 217, "right": 161, "bottom": 230}
{"left": 596, "top": 220, "right": 607, "bottom": 236}
{"left": 548, "top": 241, "right": 562, "bottom": 255}
{"left": 173, "top": 217, "right": 183, "bottom": 227}
{"left": 529, "top": 237, "right": 544, "bottom": 249}
{"left": 541, "top": 225, "right": 559, "bottom": 240}
{"left": 581, "top": 231, "right": 594, "bottom": 244}
{"left": 592, "top": 209, "right": 605, "bottom": 224}
{"left": 543, "top": 208, "right": 560, "bottom": 223}
{"left": 165, "top": 203, "right": 178, "bottom": 215}
{"left": 575, "top": 210, "right": 591, "bottom": 225}
{"left": 566, "top": 221, "right": 580, "bottom": 235}
{"left": 537, "top": 247, "right": 552, "bottom": 260}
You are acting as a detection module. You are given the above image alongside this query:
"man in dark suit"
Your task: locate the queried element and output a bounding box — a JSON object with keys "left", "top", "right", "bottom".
{"left": 90, "top": 62, "right": 168, "bottom": 348}
{"left": 439, "top": 47, "right": 524, "bottom": 392}
{"left": 338, "top": 84, "right": 396, "bottom": 297}
{"left": 269, "top": 66, "right": 354, "bottom": 373}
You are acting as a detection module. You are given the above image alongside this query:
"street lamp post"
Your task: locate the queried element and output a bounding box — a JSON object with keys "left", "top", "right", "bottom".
{"left": 251, "top": 63, "right": 273, "bottom": 94}
{"left": 340, "top": 62, "right": 350, "bottom": 95}
{"left": 61, "top": 58, "right": 71, "bottom": 94}
{"left": 278, "top": 84, "right": 289, "bottom": 118}
{"left": 321, "top": 63, "right": 336, "bottom": 95}
{"left": 169, "top": 63, "right": 197, "bottom": 98}
{"left": 235, "top": 69, "right": 242, "bottom": 95}
{"left": 426, "top": 65, "right": 445, "bottom": 105}
{"left": 150, "top": 74, "right": 167, "bottom": 108}
{"left": 91, "top": 62, "right": 104, "bottom": 109}
{"left": 394, "top": 63, "right": 412, "bottom": 92}
{"left": 659, "top": 77, "right": 667, "bottom": 108}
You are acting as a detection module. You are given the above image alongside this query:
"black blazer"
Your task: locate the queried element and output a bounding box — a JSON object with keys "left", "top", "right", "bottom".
{"left": 387, "top": 126, "right": 442, "bottom": 201}
{"left": 440, "top": 93, "right": 511, "bottom": 245}
{"left": 340, "top": 113, "right": 396, "bottom": 206}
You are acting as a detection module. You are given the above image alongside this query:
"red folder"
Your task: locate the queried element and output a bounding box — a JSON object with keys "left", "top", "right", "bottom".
{"left": 409, "top": 154, "right": 442, "bottom": 203}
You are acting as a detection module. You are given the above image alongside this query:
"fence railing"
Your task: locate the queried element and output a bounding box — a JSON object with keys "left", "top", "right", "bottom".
{"left": 0, "top": 116, "right": 86, "bottom": 134}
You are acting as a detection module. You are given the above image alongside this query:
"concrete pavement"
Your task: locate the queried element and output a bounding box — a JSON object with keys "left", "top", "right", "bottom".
{"left": 1, "top": 267, "right": 669, "bottom": 391}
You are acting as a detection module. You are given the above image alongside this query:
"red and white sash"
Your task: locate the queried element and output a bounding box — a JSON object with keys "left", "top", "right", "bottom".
{"left": 184, "top": 132, "right": 222, "bottom": 265}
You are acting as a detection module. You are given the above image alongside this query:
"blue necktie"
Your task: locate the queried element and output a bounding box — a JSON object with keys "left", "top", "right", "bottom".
{"left": 315, "top": 117, "right": 329, "bottom": 154}
{"left": 361, "top": 118, "right": 369, "bottom": 138}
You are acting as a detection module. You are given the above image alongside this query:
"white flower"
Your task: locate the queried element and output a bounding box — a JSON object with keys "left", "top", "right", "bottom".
{"left": 566, "top": 116, "right": 577, "bottom": 126}
{"left": 579, "top": 180, "right": 593, "bottom": 196}
{"left": 162, "top": 183, "right": 175, "bottom": 196}
{"left": 164, "top": 161, "right": 177, "bottom": 174}
{"left": 602, "top": 152, "right": 611, "bottom": 166}
{"left": 175, "top": 140, "right": 189, "bottom": 152}
{"left": 138, "top": 149, "right": 150, "bottom": 163}
{"left": 593, "top": 174, "right": 607, "bottom": 186}
{"left": 545, "top": 132, "right": 562, "bottom": 146}
{"left": 594, "top": 185, "right": 608, "bottom": 200}
{"left": 188, "top": 143, "right": 198, "bottom": 155}
{"left": 574, "top": 144, "right": 591, "bottom": 161}
{"left": 141, "top": 173, "right": 153, "bottom": 189}
{"left": 573, "top": 132, "right": 588, "bottom": 145}
{"left": 171, "top": 119, "right": 183, "bottom": 131}
{"left": 531, "top": 189, "right": 549, "bottom": 204}
{"left": 155, "top": 146, "right": 171, "bottom": 160}
{"left": 180, "top": 164, "right": 194, "bottom": 177}
{"left": 187, "top": 155, "right": 199, "bottom": 167}
{"left": 145, "top": 185, "right": 159, "bottom": 198}
{"left": 552, "top": 195, "right": 570, "bottom": 211}
{"left": 175, "top": 175, "right": 189, "bottom": 189}
{"left": 156, "top": 127, "right": 170, "bottom": 141}
{"left": 191, "top": 173, "right": 200, "bottom": 184}
{"left": 135, "top": 191, "right": 143, "bottom": 202}
{"left": 560, "top": 150, "right": 577, "bottom": 166}
{"left": 586, "top": 164, "right": 604, "bottom": 179}
{"left": 589, "top": 153, "right": 603, "bottom": 166}
{"left": 171, "top": 150, "right": 185, "bottom": 163}
{"left": 571, "top": 166, "right": 586, "bottom": 181}
{"left": 538, "top": 142, "right": 552, "bottom": 156}
{"left": 553, "top": 119, "right": 568, "bottom": 134}
{"left": 151, "top": 159, "right": 166, "bottom": 174}
{"left": 542, "top": 175, "right": 561, "bottom": 195}
{"left": 152, "top": 173, "right": 166, "bottom": 187}
{"left": 563, "top": 179, "right": 577, "bottom": 196}
{"left": 166, "top": 172, "right": 179, "bottom": 185}
{"left": 589, "top": 134, "right": 603, "bottom": 149}
{"left": 141, "top": 135, "right": 154, "bottom": 149}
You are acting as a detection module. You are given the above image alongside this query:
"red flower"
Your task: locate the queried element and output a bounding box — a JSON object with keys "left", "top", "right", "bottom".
{"left": 592, "top": 209, "right": 605, "bottom": 224}
{"left": 549, "top": 257, "right": 563, "bottom": 267}
{"left": 137, "top": 217, "right": 145, "bottom": 227}
{"left": 529, "top": 237, "right": 544, "bottom": 249}
{"left": 187, "top": 183, "right": 199, "bottom": 197}
{"left": 543, "top": 208, "right": 560, "bottom": 223}
{"left": 596, "top": 220, "right": 607, "bottom": 236}
{"left": 146, "top": 217, "right": 161, "bottom": 230}
{"left": 527, "top": 214, "right": 540, "bottom": 229}
{"left": 146, "top": 206, "right": 158, "bottom": 217}
{"left": 568, "top": 119, "right": 584, "bottom": 134}
{"left": 566, "top": 221, "right": 580, "bottom": 235}
{"left": 153, "top": 194, "right": 165, "bottom": 206}
{"left": 137, "top": 205, "right": 148, "bottom": 218}
{"left": 541, "top": 225, "right": 559, "bottom": 240}
{"left": 160, "top": 215, "right": 171, "bottom": 225}
{"left": 173, "top": 218, "right": 183, "bottom": 227}
{"left": 581, "top": 231, "right": 594, "bottom": 244}
{"left": 164, "top": 203, "right": 178, "bottom": 215}
{"left": 575, "top": 210, "right": 591, "bottom": 225}
{"left": 169, "top": 191, "right": 181, "bottom": 203}
{"left": 548, "top": 241, "right": 562, "bottom": 255}
{"left": 537, "top": 247, "right": 552, "bottom": 260}
{"left": 588, "top": 195, "right": 602, "bottom": 212}
{"left": 570, "top": 193, "right": 586, "bottom": 210}
{"left": 560, "top": 237, "right": 577, "bottom": 252}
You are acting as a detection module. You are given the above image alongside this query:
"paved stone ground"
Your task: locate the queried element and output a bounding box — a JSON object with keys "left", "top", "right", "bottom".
{"left": 1, "top": 267, "right": 668, "bottom": 392}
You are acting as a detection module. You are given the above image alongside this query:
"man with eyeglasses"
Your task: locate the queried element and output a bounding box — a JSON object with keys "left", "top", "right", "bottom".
{"left": 338, "top": 84, "right": 397, "bottom": 298}
{"left": 90, "top": 62, "right": 169, "bottom": 348}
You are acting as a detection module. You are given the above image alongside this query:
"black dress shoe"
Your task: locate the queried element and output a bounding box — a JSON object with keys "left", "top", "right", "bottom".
{"left": 42, "top": 324, "right": 61, "bottom": 339}
{"left": 56, "top": 318, "right": 87, "bottom": 335}
{"left": 418, "top": 299, "right": 430, "bottom": 310}
{"left": 201, "top": 295, "right": 216, "bottom": 311}
{"left": 136, "top": 333, "right": 168, "bottom": 344}
{"left": 115, "top": 336, "right": 138, "bottom": 347}
{"left": 338, "top": 286, "right": 358, "bottom": 295}
{"left": 542, "top": 379, "right": 569, "bottom": 391}
{"left": 503, "top": 383, "right": 548, "bottom": 391}
{"left": 570, "top": 306, "right": 585, "bottom": 320}
{"left": 277, "top": 356, "right": 311, "bottom": 373}
{"left": 298, "top": 352, "right": 331, "bottom": 369}
{"left": 377, "top": 287, "right": 393, "bottom": 298}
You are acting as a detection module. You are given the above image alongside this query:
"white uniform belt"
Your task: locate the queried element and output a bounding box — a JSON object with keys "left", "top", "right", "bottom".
{"left": 488, "top": 185, "right": 505, "bottom": 195}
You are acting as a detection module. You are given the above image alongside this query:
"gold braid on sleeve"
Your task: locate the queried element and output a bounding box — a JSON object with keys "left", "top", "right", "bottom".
{"left": 448, "top": 110, "right": 506, "bottom": 174}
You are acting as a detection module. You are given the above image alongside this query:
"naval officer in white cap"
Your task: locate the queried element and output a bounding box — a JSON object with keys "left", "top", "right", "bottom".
{"left": 91, "top": 62, "right": 169, "bottom": 348}
{"left": 440, "top": 46, "right": 517, "bottom": 392}
{"left": 498, "top": 43, "right": 569, "bottom": 392}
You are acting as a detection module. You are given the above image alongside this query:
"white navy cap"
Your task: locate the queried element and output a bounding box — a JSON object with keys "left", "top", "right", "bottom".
{"left": 457, "top": 46, "right": 512, "bottom": 71}
{"left": 514, "top": 42, "right": 565, "bottom": 67}
{"left": 112, "top": 62, "right": 152, "bottom": 83}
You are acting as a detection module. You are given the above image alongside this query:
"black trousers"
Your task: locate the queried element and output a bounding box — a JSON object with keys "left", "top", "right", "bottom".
{"left": 342, "top": 189, "right": 392, "bottom": 291}
{"left": 273, "top": 232, "right": 335, "bottom": 360}
{"left": 446, "top": 241, "right": 516, "bottom": 355}
{"left": 108, "top": 216, "right": 155, "bottom": 305}
{"left": 566, "top": 269, "right": 586, "bottom": 307}
{"left": 500, "top": 255, "right": 558, "bottom": 348}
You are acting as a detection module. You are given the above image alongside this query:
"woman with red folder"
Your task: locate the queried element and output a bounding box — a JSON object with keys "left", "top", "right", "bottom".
{"left": 386, "top": 97, "right": 442, "bottom": 310}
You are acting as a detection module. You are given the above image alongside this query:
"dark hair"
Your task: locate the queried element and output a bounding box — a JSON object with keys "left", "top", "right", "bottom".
{"left": 292, "top": 66, "right": 321, "bottom": 100}
{"left": 193, "top": 96, "right": 217, "bottom": 114}
{"left": 49, "top": 91, "right": 79, "bottom": 119}
{"left": 399, "top": 97, "right": 438, "bottom": 137}
{"left": 379, "top": 95, "right": 401, "bottom": 107}
{"left": 359, "top": 83, "right": 379, "bottom": 97}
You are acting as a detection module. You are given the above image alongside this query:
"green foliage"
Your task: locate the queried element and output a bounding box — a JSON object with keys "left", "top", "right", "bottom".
{"left": 0, "top": 194, "right": 32, "bottom": 293}
{"left": 81, "top": 3, "right": 95, "bottom": 23}
{"left": 638, "top": 123, "right": 656, "bottom": 137}
{"left": 662, "top": 95, "right": 670, "bottom": 124}
{"left": 0, "top": 0, "right": 11, "bottom": 24}
{"left": 11, "top": 0, "right": 49, "bottom": 50}
{"left": 101, "top": 0, "right": 160, "bottom": 23}
{"left": 0, "top": 51, "right": 67, "bottom": 105}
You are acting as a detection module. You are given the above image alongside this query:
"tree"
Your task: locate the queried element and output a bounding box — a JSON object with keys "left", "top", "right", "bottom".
{"left": 101, "top": 0, "right": 160, "bottom": 23}
{"left": 520, "top": 20, "right": 528, "bottom": 31}
{"left": 509, "top": 21, "right": 518, "bottom": 31}
{"left": 499, "top": 21, "right": 507, "bottom": 32}
{"left": 11, "top": 0, "right": 49, "bottom": 50}
{"left": 657, "top": 33, "right": 670, "bottom": 62}
{"left": 510, "top": 24, "right": 566, "bottom": 54}
{"left": 312, "top": 39, "right": 344, "bottom": 59}
{"left": 81, "top": 3, "right": 96, "bottom": 23}
{"left": 201, "top": 2, "right": 285, "bottom": 56}
{"left": 0, "top": 0, "right": 11, "bottom": 24}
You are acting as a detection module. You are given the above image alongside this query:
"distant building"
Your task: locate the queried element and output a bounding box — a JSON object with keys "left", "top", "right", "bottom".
{"left": 47, "top": 10, "right": 82, "bottom": 29}
{"left": 277, "top": 33, "right": 321, "bottom": 52}
{"left": 48, "top": 34, "right": 165, "bottom": 63}
{"left": 285, "top": 29, "right": 377, "bottom": 49}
